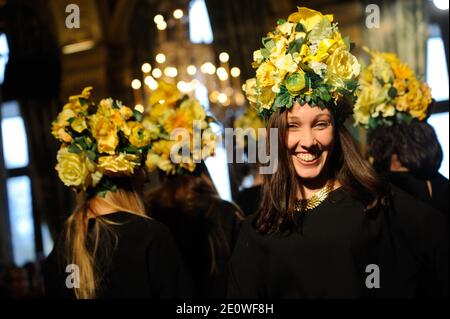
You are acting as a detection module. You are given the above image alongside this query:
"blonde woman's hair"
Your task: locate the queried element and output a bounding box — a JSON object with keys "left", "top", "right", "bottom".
{"left": 62, "top": 187, "right": 148, "bottom": 299}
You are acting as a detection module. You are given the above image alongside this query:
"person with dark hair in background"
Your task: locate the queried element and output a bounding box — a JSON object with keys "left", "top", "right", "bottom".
{"left": 143, "top": 81, "right": 243, "bottom": 298}
{"left": 368, "top": 121, "right": 448, "bottom": 217}
{"left": 355, "top": 48, "right": 448, "bottom": 218}
{"left": 229, "top": 8, "right": 448, "bottom": 299}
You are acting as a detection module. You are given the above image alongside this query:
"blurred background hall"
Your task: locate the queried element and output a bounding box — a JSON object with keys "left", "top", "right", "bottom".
{"left": 0, "top": 0, "right": 448, "bottom": 298}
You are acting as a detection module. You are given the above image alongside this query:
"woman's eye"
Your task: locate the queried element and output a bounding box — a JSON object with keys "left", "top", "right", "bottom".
{"left": 315, "top": 122, "right": 330, "bottom": 129}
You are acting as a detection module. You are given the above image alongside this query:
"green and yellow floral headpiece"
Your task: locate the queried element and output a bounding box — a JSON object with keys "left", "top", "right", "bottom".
{"left": 354, "top": 47, "right": 432, "bottom": 130}
{"left": 143, "top": 80, "right": 218, "bottom": 175}
{"left": 51, "top": 87, "right": 152, "bottom": 196}
{"left": 243, "top": 6, "right": 360, "bottom": 119}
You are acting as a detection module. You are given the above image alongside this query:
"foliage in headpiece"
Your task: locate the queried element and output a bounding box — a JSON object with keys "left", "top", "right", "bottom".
{"left": 354, "top": 47, "right": 432, "bottom": 130}
{"left": 243, "top": 6, "right": 360, "bottom": 118}
{"left": 51, "top": 87, "right": 151, "bottom": 196}
{"left": 143, "top": 81, "right": 218, "bottom": 175}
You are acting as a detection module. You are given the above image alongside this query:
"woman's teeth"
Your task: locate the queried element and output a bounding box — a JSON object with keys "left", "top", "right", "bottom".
{"left": 297, "top": 153, "right": 319, "bottom": 162}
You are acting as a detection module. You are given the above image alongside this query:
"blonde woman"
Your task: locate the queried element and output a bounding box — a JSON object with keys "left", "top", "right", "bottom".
{"left": 44, "top": 88, "right": 193, "bottom": 299}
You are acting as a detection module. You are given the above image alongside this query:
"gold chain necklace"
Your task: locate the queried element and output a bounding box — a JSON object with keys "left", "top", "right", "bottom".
{"left": 294, "top": 181, "right": 335, "bottom": 213}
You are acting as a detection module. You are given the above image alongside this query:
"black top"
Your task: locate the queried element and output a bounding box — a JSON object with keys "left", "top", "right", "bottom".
{"left": 228, "top": 186, "right": 448, "bottom": 299}
{"left": 44, "top": 212, "right": 193, "bottom": 299}
{"left": 236, "top": 185, "right": 262, "bottom": 217}
{"left": 148, "top": 198, "right": 242, "bottom": 298}
{"left": 389, "top": 171, "right": 449, "bottom": 217}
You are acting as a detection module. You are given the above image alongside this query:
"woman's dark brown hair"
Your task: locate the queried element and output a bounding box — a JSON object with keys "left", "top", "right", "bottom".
{"left": 368, "top": 120, "right": 443, "bottom": 179}
{"left": 256, "top": 107, "right": 389, "bottom": 234}
{"left": 144, "top": 164, "right": 243, "bottom": 275}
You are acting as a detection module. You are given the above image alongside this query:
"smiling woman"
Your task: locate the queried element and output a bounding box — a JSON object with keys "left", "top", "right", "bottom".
{"left": 228, "top": 6, "right": 448, "bottom": 299}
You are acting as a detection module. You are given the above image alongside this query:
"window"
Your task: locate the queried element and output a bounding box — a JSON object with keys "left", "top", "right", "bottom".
{"left": 0, "top": 34, "right": 9, "bottom": 85}
{"left": 426, "top": 25, "right": 449, "bottom": 102}
{"left": 426, "top": 23, "right": 449, "bottom": 179}
{"left": 189, "top": 0, "right": 214, "bottom": 44}
{"left": 0, "top": 34, "right": 54, "bottom": 266}
{"left": 1, "top": 101, "right": 36, "bottom": 266}
{"left": 428, "top": 112, "right": 449, "bottom": 178}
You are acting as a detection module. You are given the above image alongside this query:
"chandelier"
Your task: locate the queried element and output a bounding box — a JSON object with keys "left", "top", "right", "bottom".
{"left": 130, "top": 6, "right": 246, "bottom": 124}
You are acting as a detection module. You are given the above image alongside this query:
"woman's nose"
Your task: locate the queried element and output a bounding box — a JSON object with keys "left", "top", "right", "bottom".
{"left": 299, "top": 129, "right": 316, "bottom": 149}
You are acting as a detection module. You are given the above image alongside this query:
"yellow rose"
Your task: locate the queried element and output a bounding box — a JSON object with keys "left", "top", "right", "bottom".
{"left": 258, "top": 86, "right": 276, "bottom": 110}
{"left": 149, "top": 80, "right": 181, "bottom": 107}
{"left": 256, "top": 62, "right": 277, "bottom": 87}
{"left": 327, "top": 47, "right": 360, "bottom": 83}
{"left": 128, "top": 121, "right": 151, "bottom": 147}
{"left": 275, "top": 53, "right": 297, "bottom": 77}
{"left": 55, "top": 147, "right": 91, "bottom": 190}
{"left": 180, "top": 98, "right": 206, "bottom": 121}
{"left": 243, "top": 78, "right": 258, "bottom": 104}
{"left": 97, "top": 153, "right": 140, "bottom": 176}
{"left": 391, "top": 62, "right": 413, "bottom": 80}
{"left": 89, "top": 115, "right": 119, "bottom": 154}
{"left": 163, "top": 107, "right": 194, "bottom": 134}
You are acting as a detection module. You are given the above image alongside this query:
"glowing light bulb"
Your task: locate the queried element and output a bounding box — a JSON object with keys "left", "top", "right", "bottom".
{"left": 155, "top": 53, "right": 166, "bottom": 64}
{"left": 141, "top": 63, "right": 151, "bottom": 73}
{"left": 230, "top": 67, "right": 241, "bottom": 78}
{"left": 219, "top": 52, "right": 229, "bottom": 63}
{"left": 173, "top": 9, "right": 184, "bottom": 19}
{"left": 131, "top": 79, "right": 142, "bottom": 90}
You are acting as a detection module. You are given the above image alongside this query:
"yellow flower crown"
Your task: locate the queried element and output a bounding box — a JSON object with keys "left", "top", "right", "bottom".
{"left": 143, "top": 81, "right": 218, "bottom": 175}
{"left": 243, "top": 7, "right": 360, "bottom": 119}
{"left": 51, "top": 87, "right": 151, "bottom": 196}
{"left": 354, "top": 47, "right": 432, "bottom": 130}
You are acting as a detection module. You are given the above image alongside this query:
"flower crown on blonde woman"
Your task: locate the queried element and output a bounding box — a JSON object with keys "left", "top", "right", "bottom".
{"left": 353, "top": 47, "right": 432, "bottom": 131}
{"left": 51, "top": 87, "right": 152, "bottom": 196}
{"left": 242, "top": 6, "right": 361, "bottom": 120}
